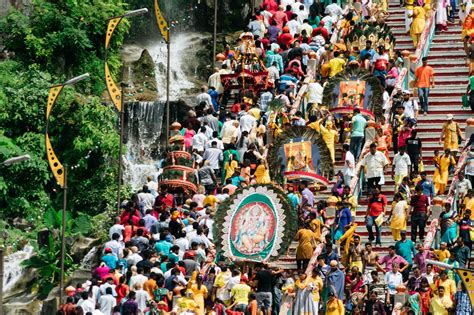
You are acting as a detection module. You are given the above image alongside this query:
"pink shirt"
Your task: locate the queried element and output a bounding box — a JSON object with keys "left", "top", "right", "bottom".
{"left": 378, "top": 254, "right": 408, "bottom": 271}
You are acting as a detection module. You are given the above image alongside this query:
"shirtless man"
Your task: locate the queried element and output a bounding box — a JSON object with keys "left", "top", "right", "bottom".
{"left": 362, "top": 242, "right": 379, "bottom": 281}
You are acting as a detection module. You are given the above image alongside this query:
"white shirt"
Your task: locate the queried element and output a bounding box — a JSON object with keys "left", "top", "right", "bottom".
{"left": 78, "top": 298, "right": 95, "bottom": 314}
{"left": 208, "top": 72, "right": 224, "bottom": 94}
{"left": 192, "top": 133, "right": 208, "bottom": 152}
{"left": 200, "top": 216, "right": 215, "bottom": 241}
{"left": 287, "top": 19, "right": 301, "bottom": 36}
{"left": 146, "top": 180, "right": 158, "bottom": 194}
{"left": 384, "top": 271, "right": 403, "bottom": 295}
{"left": 196, "top": 92, "right": 212, "bottom": 110}
{"left": 126, "top": 252, "right": 143, "bottom": 266}
{"left": 393, "top": 153, "right": 411, "bottom": 175}
{"left": 103, "top": 239, "right": 124, "bottom": 259}
{"left": 267, "top": 66, "right": 280, "bottom": 84}
{"left": 455, "top": 178, "right": 472, "bottom": 197}
{"left": 129, "top": 274, "right": 148, "bottom": 290}
{"left": 205, "top": 138, "right": 224, "bottom": 150}
{"left": 239, "top": 114, "right": 257, "bottom": 133}
{"left": 362, "top": 151, "right": 390, "bottom": 179}
{"left": 109, "top": 224, "right": 125, "bottom": 241}
{"left": 261, "top": 10, "right": 273, "bottom": 27}
{"left": 99, "top": 294, "right": 117, "bottom": 315}
{"left": 100, "top": 283, "right": 117, "bottom": 296}
{"left": 307, "top": 82, "right": 324, "bottom": 104}
{"left": 135, "top": 289, "right": 150, "bottom": 312}
{"left": 324, "top": 4, "right": 343, "bottom": 17}
{"left": 221, "top": 124, "right": 239, "bottom": 144}
{"left": 137, "top": 192, "right": 155, "bottom": 210}
{"left": 343, "top": 151, "right": 356, "bottom": 176}
{"left": 176, "top": 237, "right": 190, "bottom": 258}
{"left": 402, "top": 99, "right": 419, "bottom": 119}
{"left": 202, "top": 147, "right": 223, "bottom": 169}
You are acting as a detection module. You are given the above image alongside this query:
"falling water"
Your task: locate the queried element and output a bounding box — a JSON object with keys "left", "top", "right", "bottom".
{"left": 80, "top": 247, "right": 98, "bottom": 270}
{"left": 146, "top": 32, "right": 204, "bottom": 100}
{"left": 3, "top": 245, "right": 34, "bottom": 292}
{"left": 123, "top": 101, "right": 165, "bottom": 190}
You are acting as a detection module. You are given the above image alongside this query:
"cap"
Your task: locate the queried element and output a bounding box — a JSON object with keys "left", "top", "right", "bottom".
{"left": 104, "top": 247, "right": 112, "bottom": 253}
{"left": 329, "top": 260, "right": 338, "bottom": 267}
{"left": 402, "top": 89, "right": 411, "bottom": 95}
{"left": 446, "top": 114, "right": 454, "bottom": 120}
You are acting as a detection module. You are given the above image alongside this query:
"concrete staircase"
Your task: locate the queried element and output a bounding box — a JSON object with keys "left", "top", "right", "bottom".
{"left": 274, "top": 2, "right": 471, "bottom": 270}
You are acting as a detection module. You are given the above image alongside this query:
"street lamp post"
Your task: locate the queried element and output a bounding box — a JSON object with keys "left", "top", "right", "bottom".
{"left": 45, "top": 73, "right": 90, "bottom": 304}
{"left": 104, "top": 8, "right": 148, "bottom": 212}
{"left": 213, "top": 0, "right": 217, "bottom": 66}
{"left": 0, "top": 155, "right": 30, "bottom": 315}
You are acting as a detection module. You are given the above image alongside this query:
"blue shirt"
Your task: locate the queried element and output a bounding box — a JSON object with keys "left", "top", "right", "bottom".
{"left": 351, "top": 114, "right": 367, "bottom": 137}
{"left": 335, "top": 207, "right": 352, "bottom": 230}
{"left": 101, "top": 254, "right": 118, "bottom": 269}
{"left": 208, "top": 89, "right": 219, "bottom": 112}
{"left": 395, "top": 239, "right": 417, "bottom": 264}
{"left": 155, "top": 240, "right": 172, "bottom": 255}
{"left": 265, "top": 51, "right": 284, "bottom": 72}
{"left": 417, "top": 179, "right": 435, "bottom": 199}
{"left": 278, "top": 74, "right": 299, "bottom": 92}
{"left": 360, "top": 48, "right": 376, "bottom": 62}
{"left": 454, "top": 290, "right": 472, "bottom": 315}
{"left": 287, "top": 193, "right": 300, "bottom": 209}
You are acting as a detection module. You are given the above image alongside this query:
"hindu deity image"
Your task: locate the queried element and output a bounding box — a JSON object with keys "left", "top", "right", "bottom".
{"left": 231, "top": 202, "right": 276, "bottom": 255}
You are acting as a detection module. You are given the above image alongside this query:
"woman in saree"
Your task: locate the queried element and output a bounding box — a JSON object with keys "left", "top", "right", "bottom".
{"left": 418, "top": 277, "right": 432, "bottom": 315}
{"left": 388, "top": 192, "right": 409, "bottom": 241}
{"left": 293, "top": 271, "right": 318, "bottom": 315}
{"left": 434, "top": 149, "right": 456, "bottom": 195}
{"left": 439, "top": 202, "right": 458, "bottom": 246}
{"left": 182, "top": 123, "right": 195, "bottom": 150}
{"left": 279, "top": 277, "right": 295, "bottom": 315}
{"left": 407, "top": 282, "right": 422, "bottom": 315}
{"left": 189, "top": 274, "right": 208, "bottom": 315}
{"left": 440, "top": 114, "right": 464, "bottom": 152}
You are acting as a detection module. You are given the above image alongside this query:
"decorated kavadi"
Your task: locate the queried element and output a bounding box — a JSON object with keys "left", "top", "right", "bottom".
{"left": 214, "top": 185, "right": 297, "bottom": 262}
{"left": 267, "top": 126, "right": 333, "bottom": 191}
{"left": 322, "top": 67, "right": 384, "bottom": 119}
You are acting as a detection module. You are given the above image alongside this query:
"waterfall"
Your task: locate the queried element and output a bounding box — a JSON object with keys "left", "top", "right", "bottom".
{"left": 80, "top": 247, "right": 98, "bottom": 270}
{"left": 123, "top": 101, "right": 165, "bottom": 190}
{"left": 3, "top": 245, "right": 34, "bottom": 292}
{"left": 146, "top": 32, "right": 204, "bottom": 100}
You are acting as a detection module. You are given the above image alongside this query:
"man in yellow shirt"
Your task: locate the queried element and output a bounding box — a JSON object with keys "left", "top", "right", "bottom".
{"left": 203, "top": 192, "right": 219, "bottom": 209}
{"left": 433, "top": 270, "right": 456, "bottom": 299}
{"left": 434, "top": 242, "right": 450, "bottom": 262}
{"left": 230, "top": 277, "right": 252, "bottom": 312}
{"left": 429, "top": 286, "right": 453, "bottom": 315}
{"left": 329, "top": 51, "right": 346, "bottom": 78}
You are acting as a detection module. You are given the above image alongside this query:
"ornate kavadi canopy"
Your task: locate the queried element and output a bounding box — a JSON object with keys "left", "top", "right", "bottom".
{"left": 322, "top": 67, "right": 384, "bottom": 119}
{"left": 214, "top": 185, "right": 297, "bottom": 262}
{"left": 267, "top": 126, "right": 333, "bottom": 190}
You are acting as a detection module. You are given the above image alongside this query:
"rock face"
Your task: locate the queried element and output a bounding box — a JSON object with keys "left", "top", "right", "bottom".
{"left": 4, "top": 296, "right": 43, "bottom": 315}
{"left": 0, "top": 0, "right": 30, "bottom": 18}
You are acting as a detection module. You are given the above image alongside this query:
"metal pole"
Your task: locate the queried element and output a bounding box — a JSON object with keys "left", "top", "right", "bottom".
{"left": 59, "top": 166, "right": 67, "bottom": 304}
{"left": 166, "top": 28, "right": 171, "bottom": 150}
{"left": 0, "top": 247, "right": 3, "bottom": 315}
{"left": 117, "top": 90, "right": 124, "bottom": 213}
{"left": 213, "top": 0, "right": 217, "bottom": 65}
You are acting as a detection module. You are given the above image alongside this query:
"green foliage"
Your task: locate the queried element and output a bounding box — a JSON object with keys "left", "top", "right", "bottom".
{"left": 0, "top": 0, "right": 129, "bottom": 94}
{"left": 22, "top": 236, "right": 77, "bottom": 299}
{"left": 0, "top": 60, "right": 121, "bottom": 220}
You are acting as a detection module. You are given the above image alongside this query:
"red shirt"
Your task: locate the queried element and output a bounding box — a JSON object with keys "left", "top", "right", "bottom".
{"left": 368, "top": 194, "right": 388, "bottom": 217}
{"left": 311, "top": 26, "right": 329, "bottom": 40}
{"left": 277, "top": 32, "right": 293, "bottom": 47}
{"left": 410, "top": 194, "right": 429, "bottom": 213}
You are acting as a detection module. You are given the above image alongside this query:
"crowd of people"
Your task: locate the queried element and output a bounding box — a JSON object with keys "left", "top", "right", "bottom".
{"left": 57, "top": 0, "right": 474, "bottom": 314}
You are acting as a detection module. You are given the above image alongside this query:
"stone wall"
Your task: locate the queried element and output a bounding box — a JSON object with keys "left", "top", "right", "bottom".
{"left": 0, "top": 0, "right": 30, "bottom": 17}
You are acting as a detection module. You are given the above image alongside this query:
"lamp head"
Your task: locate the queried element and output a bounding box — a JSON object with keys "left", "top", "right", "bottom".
{"left": 123, "top": 8, "right": 148, "bottom": 18}
{"left": 64, "top": 73, "right": 90, "bottom": 86}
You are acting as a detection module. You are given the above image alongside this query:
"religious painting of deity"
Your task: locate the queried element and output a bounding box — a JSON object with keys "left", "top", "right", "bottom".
{"left": 215, "top": 185, "right": 297, "bottom": 262}
{"left": 283, "top": 141, "right": 314, "bottom": 172}
{"left": 230, "top": 202, "right": 276, "bottom": 257}
{"left": 338, "top": 80, "right": 366, "bottom": 108}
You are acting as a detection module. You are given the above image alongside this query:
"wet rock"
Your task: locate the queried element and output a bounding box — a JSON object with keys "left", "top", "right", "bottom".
{"left": 70, "top": 236, "right": 100, "bottom": 263}
{"left": 4, "top": 295, "right": 43, "bottom": 315}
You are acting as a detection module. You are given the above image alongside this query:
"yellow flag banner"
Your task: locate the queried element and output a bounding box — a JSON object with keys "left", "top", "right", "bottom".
{"left": 154, "top": 0, "right": 169, "bottom": 43}
{"left": 45, "top": 133, "right": 65, "bottom": 188}
{"left": 104, "top": 62, "right": 122, "bottom": 112}
{"left": 105, "top": 17, "right": 123, "bottom": 50}
{"left": 46, "top": 85, "right": 64, "bottom": 121}
{"left": 455, "top": 268, "right": 474, "bottom": 308}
